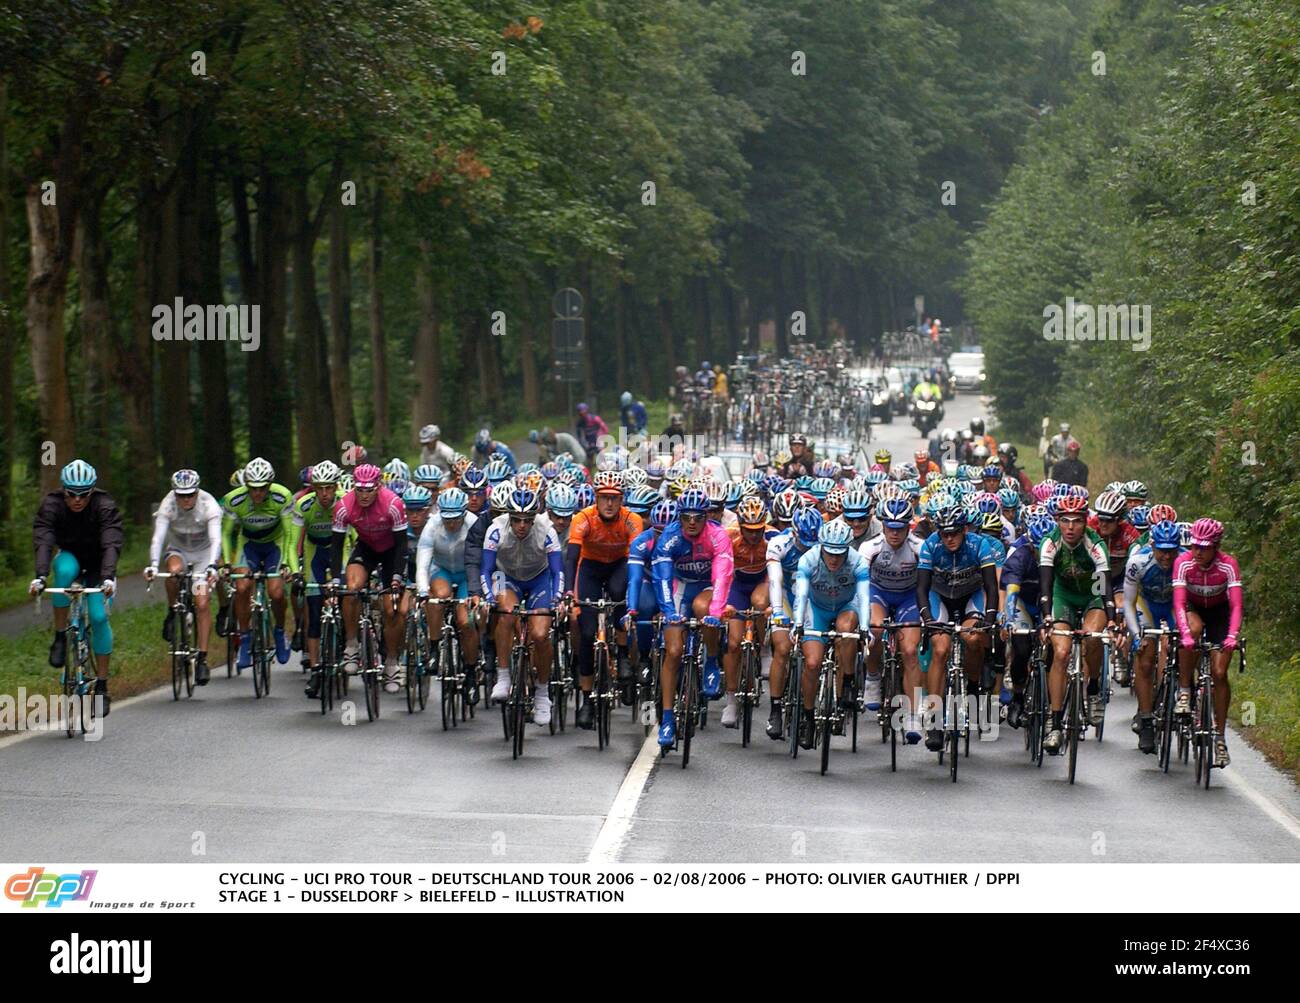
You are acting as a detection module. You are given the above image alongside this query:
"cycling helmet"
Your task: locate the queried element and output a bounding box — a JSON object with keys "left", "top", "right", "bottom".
{"left": 874, "top": 448, "right": 892, "bottom": 465}
{"left": 626, "top": 485, "right": 659, "bottom": 515}
{"left": 539, "top": 461, "right": 560, "bottom": 481}
{"left": 1122, "top": 480, "right": 1149, "bottom": 501}
{"left": 593, "top": 470, "right": 624, "bottom": 496}
{"left": 877, "top": 496, "right": 914, "bottom": 529}
{"left": 818, "top": 519, "right": 853, "bottom": 554}
{"left": 996, "top": 487, "right": 1021, "bottom": 511}
{"left": 623, "top": 466, "right": 648, "bottom": 489}
{"left": 310, "top": 460, "right": 341, "bottom": 485}
{"left": 935, "top": 504, "right": 966, "bottom": 532}
{"left": 413, "top": 463, "right": 444, "bottom": 486}
{"left": 1027, "top": 516, "right": 1055, "bottom": 547}
{"left": 545, "top": 483, "right": 578, "bottom": 516}
{"left": 337, "top": 473, "right": 354, "bottom": 494}
{"left": 877, "top": 483, "right": 906, "bottom": 503}
{"left": 171, "top": 469, "right": 200, "bottom": 495}
{"left": 1104, "top": 481, "right": 1125, "bottom": 495}
{"left": 575, "top": 483, "right": 595, "bottom": 508}
{"left": 650, "top": 499, "right": 678, "bottom": 530}
{"left": 1150, "top": 520, "right": 1181, "bottom": 550}
{"left": 739, "top": 479, "right": 761, "bottom": 499}
{"left": 383, "top": 458, "right": 411, "bottom": 483}
{"left": 842, "top": 488, "right": 872, "bottom": 520}
{"left": 438, "top": 487, "right": 468, "bottom": 517}
{"left": 808, "top": 477, "right": 835, "bottom": 501}
{"left": 813, "top": 459, "right": 838, "bottom": 479}
{"left": 898, "top": 478, "right": 922, "bottom": 499}
{"left": 387, "top": 478, "right": 410, "bottom": 497}
{"left": 970, "top": 418, "right": 985, "bottom": 436}
{"left": 243, "top": 457, "right": 275, "bottom": 487}
{"left": 940, "top": 428, "right": 957, "bottom": 443}
{"left": 1176, "top": 521, "right": 1194, "bottom": 547}
{"left": 1067, "top": 484, "right": 1090, "bottom": 500}
{"left": 517, "top": 462, "right": 539, "bottom": 476}
{"left": 736, "top": 496, "right": 767, "bottom": 529}
{"left": 1052, "top": 482, "right": 1072, "bottom": 498}
{"left": 722, "top": 481, "right": 743, "bottom": 508}
{"left": 974, "top": 492, "right": 1000, "bottom": 515}
{"left": 790, "top": 508, "right": 820, "bottom": 546}
{"left": 981, "top": 511, "right": 1003, "bottom": 534}
{"left": 489, "top": 482, "right": 514, "bottom": 511}
{"left": 794, "top": 475, "right": 815, "bottom": 492}
{"left": 746, "top": 468, "right": 766, "bottom": 486}
{"left": 484, "top": 459, "right": 512, "bottom": 485}
{"left": 474, "top": 428, "right": 492, "bottom": 451}
{"left": 230, "top": 469, "right": 245, "bottom": 488}
{"left": 1149, "top": 503, "right": 1177, "bottom": 525}
{"left": 972, "top": 444, "right": 991, "bottom": 464}
{"left": 797, "top": 491, "right": 818, "bottom": 509}
{"left": 403, "top": 485, "right": 433, "bottom": 510}
{"left": 772, "top": 490, "right": 801, "bottom": 522}
{"left": 419, "top": 424, "right": 440, "bottom": 444}
{"left": 298, "top": 466, "right": 313, "bottom": 487}
{"left": 518, "top": 470, "right": 544, "bottom": 495}
{"left": 678, "top": 487, "right": 709, "bottom": 514}
{"left": 451, "top": 456, "right": 472, "bottom": 480}
{"left": 763, "top": 474, "right": 789, "bottom": 497}
{"left": 644, "top": 459, "right": 665, "bottom": 481}
{"left": 1055, "top": 494, "right": 1088, "bottom": 516}
{"left": 999, "top": 443, "right": 1018, "bottom": 463}
{"left": 460, "top": 467, "right": 488, "bottom": 494}
{"left": 1093, "top": 490, "right": 1126, "bottom": 518}
{"left": 981, "top": 465, "right": 1002, "bottom": 481}
{"left": 1189, "top": 517, "right": 1224, "bottom": 547}
{"left": 824, "top": 487, "right": 846, "bottom": 517}
{"left": 864, "top": 470, "right": 888, "bottom": 488}
{"left": 1030, "top": 481, "right": 1054, "bottom": 503}
{"left": 507, "top": 488, "right": 539, "bottom": 515}
{"left": 773, "top": 449, "right": 792, "bottom": 467}
{"left": 1128, "top": 505, "right": 1152, "bottom": 531}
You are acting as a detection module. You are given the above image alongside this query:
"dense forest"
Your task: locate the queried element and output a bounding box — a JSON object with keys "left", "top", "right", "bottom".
{"left": 0, "top": 0, "right": 1096, "bottom": 567}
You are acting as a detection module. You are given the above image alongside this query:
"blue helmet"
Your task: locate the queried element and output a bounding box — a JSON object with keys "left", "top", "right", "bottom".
{"left": 651, "top": 499, "right": 678, "bottom": 530}
{"left": 545, "top": 483, "right": 578, "bottom": 517}
{"left": 402, "top": 485, "right": 433, "bottom": 510}
{"left": 793, "top": 507, "right": 823, "bottom": 546}
{"left": 975, "top": 493, "right": 1000, "bottom": 515}
{"left": 474, "top": 428, "right": 492, "bottom": 450}
{"left": 981, "top": 465, "right": 1002, "bottom": 480}
{"left": 678, "top": 487, "right": 710, "bottom": 514}
{"left": 413, "top": 463, "right": 444, "bottom": 485}
{"left": 842, "top": 488, "right": 872, "bottom": 520}
{"left": 724, "top": 481, "right": 744, "bottom": 508}
{"left": 818, "top": 519, "right": 853, "bottom": 554}
{"left": 1027, "top": 516, "right": 1055, "bottom": 547}
{"left": 996, "top": 487, "right": 1021, "bottom": 511}
{"left": 625, "top": 485, "right": 660, "bottom": 515}
{"left": 809, "top": 477, "right": 835, "bottom": 501}
{"left": 460, "top": 466, "right": 488, "bottom": 493}
{"left": 61, "top": 459, "right": 97, "bottom": 491}
{"left": 575, "top": 483, "right": 596, "bottom": 508}
{"left": 1128, "top": 505, "right": 1152, "bottom": 532}
{"left": 299, "top": 466, "right": 313, "bottom": 487}
{"left": 1150, "top": 520, "right": 1182, "bottom": 550}
{"left": 484, "top": 459, "right": 512, "bottom": 485}
{"left": 437, "top": 487, "right": 468, "bottom": 517}
{"left": 764, "top": 473, "right": 789, "bottom": 496}
{"left": 877, "top": 496, "right": 914, "bottom": 529}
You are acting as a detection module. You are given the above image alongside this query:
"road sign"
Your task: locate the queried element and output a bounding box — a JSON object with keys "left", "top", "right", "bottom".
{"left": 553, "top": 287, "right": 583, "bottom": 319}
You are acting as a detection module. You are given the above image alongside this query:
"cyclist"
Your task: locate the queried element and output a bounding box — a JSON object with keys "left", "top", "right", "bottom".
{"left": 292, "top": 462, "right": 347, "bottom": 700}
{"left": 482, "top": 487, "right": 563, "bottom": 727}
{"left": 720, "top": 496, "right": 776, "bottom": 728}
{"left": 1001, "top": 515, "right": 1054, "bottom": 729}
{"left": 221, "top": 457, "right": 294, "bottom": 671}
{"left": 765, "top": 507, "right": 822, "bottom": 739}
{"left": 465, "top": 481, "right": 514, "bottom": 689}
{"left": 419, "top": 424, "right": 457, "bottom": 470}
{"left": 860, "top": 497, "right": 925, "bottom": 743}
{"left": 1089, "top": 489, "right": 1138, "bottom": 681}
{"left": 414, "top": 486, "right": 482, "bottom": 700}
{"left": 842, "top": 488, "right": 881, "bottom": 546}
{"left": 1172, "top": 518, "right": 1242, "bottom": 768}
{"left": 530, "top": 426, "right": 586, "bottom": 465}
{"left": 1037, "top": 493, "right": 1114, "bottom": 753}
{"left": 914, "top": 449, "right": 941, "bottom": 487}
{"left": 472, "top": 427, "right": 518, "bottom": 471}
{"left": 651, "top": 487, "right": 735, "bottom": 749}
{"left": 1123, "top": 519, "right": 1182, "bottom": 754}
{"left": 619, "top": 391, "right": 649, "bottom": 435}
{"left": 565, "top": 471, "right": 643, "bottom": 729}
{"left": 30, "top": 460, "right": 123, "bottom": 714}
{"left": 575, "top": 403, "right": 610, "bottom": 465}
{"left": 330, "top": 463, "right": 409, "bottom": 693}
{"left": 626, "top": 498, "right": 676, "bottom": 694}
{"left": 791, "top": 520, "right": 872, "bottom": 750}
{"left": 145, "top": 469, "right": 223, "bottom": 685}
{"left": 916, "top": 503, "right": 1000, "bottom": 752}
{"left": 873, "top": 448, "right": 892, "bottom": 477}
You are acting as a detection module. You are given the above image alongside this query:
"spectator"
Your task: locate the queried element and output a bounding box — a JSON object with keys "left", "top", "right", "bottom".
{"left": 1050, "top": 439, "right": 1089, "bottom": 487}
{"left": 418, "top": 424, "right": 456, "bottom": 469}
{"left": 1044, "top": 420, "right": 1072, "bottom": 478}
{"left": 530, "top": 426, "right": 585, "bottom": 464}
{"left": 713, "top": 367, "right": 729, "bottom": 400}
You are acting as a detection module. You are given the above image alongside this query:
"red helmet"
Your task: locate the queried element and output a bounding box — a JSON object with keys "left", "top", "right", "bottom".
{"left": 1055, "top": 494, "right": 1088, "bottom": 516}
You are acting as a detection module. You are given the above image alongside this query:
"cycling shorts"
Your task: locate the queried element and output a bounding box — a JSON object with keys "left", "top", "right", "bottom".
{"left": 665, "top": 579, "right": 710, "bottom": 621}
{"left": 1188, "top": 601, "right": 1231, "bottom": 645}
{"left": 870, "top": 585, "right": 920, "bottom": 625}
{"left": 802, "top": 600, "right": 859, "bottom": 637}
{"left": 348, "top": 539, "right": 400, "bottom": 584}
{"left": 928, "top": 589, "right": 984, "bottom": 623}
{"left": 1135, "top": 597, "right": 1175, "bottom": 637}
{"left": 1050, "top": 587, "right": 1104, "bottom": 628}
{"left": 726, "top": 573, "right": 766, "bottom": 615}
{"left": 432, "top": 568, "right": 469, "bottom": 599}
{"left": 495, "top": 568, "right": 556, "bottom": 610}
{"left": 240, "top": 540, "right": 282, "bottom": 574}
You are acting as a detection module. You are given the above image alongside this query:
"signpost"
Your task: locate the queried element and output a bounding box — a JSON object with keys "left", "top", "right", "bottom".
{"left": 552, "top": 287, "right": 585, "bottom": 420}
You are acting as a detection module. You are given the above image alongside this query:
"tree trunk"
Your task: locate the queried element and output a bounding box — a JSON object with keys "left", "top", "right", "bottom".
{"left": 412, "top": 238, "right": 441, "bottom": 443}
{"left": 772, "top": 251, "right": 790, "bottom": 357}
{"left": 613, "top": 276, "right": 628, "bottom": 393}
{"left": 0, "top": 79, "right": 13, "bottom": 528}
{"left": 368, "top": 185, "right": 388, "bottom": 452}
{"left": 196, "top": 161, "right": 234, "bottom": 486}
{"left": 578, "top": 259, "right": 595, "bottom": 401}
{"left": 721, "top": 278, "right": 739, "bottom": 362}
{"left": 657, "top": 297, "right": 677, "bottom": 395}
{"left": 516, "top": 276, "right": 540, "bottom": 417}
{"left": 157, "top": 119, "right": 192, "bottom": 473}
{"left": 328, "top": 190, "right": 356, "bottom": 444}
{"left": 248, "top": 168, "right": 290, "bottom": 475}
{"left": 120, "top": 193, "right": 161, "bottom": 523}
{"left": 75, "top": 185, "right": 112, "bottom": 466}
{"left": 289, "top": 174, "right": 330, "bottom": 467}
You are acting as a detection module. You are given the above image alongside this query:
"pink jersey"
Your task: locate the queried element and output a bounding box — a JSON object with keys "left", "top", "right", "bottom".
{"left": 332, "top": 486, "right": 408, "bottom": 551}
{"left": 1172, "top": 549, "right": 1242, "bottom": 639}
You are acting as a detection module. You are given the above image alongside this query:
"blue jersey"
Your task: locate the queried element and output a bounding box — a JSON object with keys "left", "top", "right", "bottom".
{"left": 1124, "top": 545, "right": 1176, "bottom": 605}
{"left": 792, "top": 545, "right": 871, "bottom": 624}
{"left": 1000, "top": 535, "right": 1041, "bottom": 612}
{"left": 649, "top": 519, "right": 734, "bottom": 619}
{"left": 626, "top": 527, "right": 657, "bottom": 612}
{"left": 917, "top": 531, "right": 997, "bottom": 598}
{"left": 981, "top": 532, "right": 1008, "bottom": 569}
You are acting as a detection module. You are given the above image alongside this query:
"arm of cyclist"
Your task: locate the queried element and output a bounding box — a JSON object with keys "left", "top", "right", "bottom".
{"left": 705, "top": 526, "right": 734, "bottom": 620}
{"left": 765, "top": 556, "right": 788, "bottom": 626}
{"left": 791, "top": 565, "right": 811, "bottom": 633}
{"left": 1122, "top": 558, "right": 1143, "bottom": 641}
{"left": 415, "top": 517, "right": 436, "bottom": 597}
{"left": 147, "top": 503, "right": 170, "bottom": 575}
{"left": 389, "top": 528, "right": 407, "bottom": 586}
{"left": 914, "top": 566, "right": 933, "bottom": 622}
{"left": 545, "top": 525, "right": 564, "bottom": 603}
{"left": 286, "top": 506, "right": 306, "bottom": 577}
{"left": 980, "top": 562, "right": 999, "bottom": 625}
{"left": 32, "top": 492, "right": 60, "bottom": 584}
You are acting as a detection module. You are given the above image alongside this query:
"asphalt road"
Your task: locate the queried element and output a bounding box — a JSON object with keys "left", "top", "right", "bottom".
{"left": 2, "top": 393, "right": 1298, "bottom": 864}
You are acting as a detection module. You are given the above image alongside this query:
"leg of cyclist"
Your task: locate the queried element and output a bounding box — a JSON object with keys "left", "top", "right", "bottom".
{"left": 491, "top": 585, "right": 519, "bottom": 704}
{"left": 162, "top": 553, "right": 183, "bottom": 641}
{"left": 1175, "top": 607, "right": 1204, "bottom": 716}
{"left": 767, "top": 620, "right": 793, "bottom": 739}
{"left": 925, "top": 593, "right": 952, "bottom": 752}
{"left": 266, "top": 553, "right": 290, "bottom": 664}
{"left": 834, "top": 608, "right": 859, "bottom": 710}
{"left": 1082, "top": 605, "right": 1108, "bottom": 725}
{"left": 800, "top": 627, "right": 826, "bottom": 750}
{"left": 1043, "top": 599, "right": 1078, "bottom": 752}
{"left": 695, "top": 588, "right": 723, "bottom": 699}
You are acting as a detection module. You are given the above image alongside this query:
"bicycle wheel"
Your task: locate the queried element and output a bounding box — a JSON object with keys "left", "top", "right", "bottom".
{"left": 440, "top": 636, "right": 454, "bottom": 732}
{"left": 320, "top": 619, "right": 337, "bottom": 716}
{"left": 787, "top": 649, "right": 802, "bottom": 760}
{"left": 257, "top": 610, "right": 273, "bottom": 697}
{"left": 172, "top": 643, "right": 184, "bottom": 701}
{"left": 1028, "top": 661, "right": 1045, "bottom": 767}
{"left": 251, "top": 616, "right": 267, "bottom": 699}
{"left": 418, "top": 626, "right": 432, "bottom": 712}
{"left": 61, "top": 634, "right": 77, "bottom": 739}
{"left": 183, "top": 608, "right": 196, "bottom": 697}
{"left": 405, "top": 618, "right": 420, "bottom": 714}
{"left": 1198, "top": 675, "right": 1214, "bottom": 789}
{"left": 595, "top": 646, "right": 610, "bottom": 749}
{"left": 1157, "top": 673, "right": 1174, "bottom": 772}
{"left": 511, "top": 654, "right": 528, "bottom": 760}
{"left": 681, "top": 655, "right": 696, "bottom": 769}
{"left": 362, "top": 626, "right": 381, "bottom": 722}
{"left": 1067, "top": 676, "right": 1081, "bottom": 785}
{"left": 740, "top": 645, "right": 755, "bottom": 748}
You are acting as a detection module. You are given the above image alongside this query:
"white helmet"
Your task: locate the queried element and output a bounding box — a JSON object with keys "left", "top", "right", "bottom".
{"left": 419, "top": 424, "right": 440, "bottom": 444}
{"left": 170, "top": 469, "right": 201, "bottom": 495}
{"left": 310, "top": 460, "right": 341, "bottom": 485}
{"left": 243, "top": 457, "right": 275, "bottom": 487}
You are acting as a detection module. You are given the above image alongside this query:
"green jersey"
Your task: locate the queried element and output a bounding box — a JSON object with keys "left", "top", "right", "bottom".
{"left": 1038, "top": 526, "right": 1109, "bottom": 598}
{"left": 221, "top": 483, "right": 293, "bottom": 564}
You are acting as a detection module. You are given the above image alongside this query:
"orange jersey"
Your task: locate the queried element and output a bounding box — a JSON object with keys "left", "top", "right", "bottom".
{"left": 568, "top": 506, "right": 643, "bottom": 563}
{"left": 728, "top": 524, "right": 776, "bottom": 578}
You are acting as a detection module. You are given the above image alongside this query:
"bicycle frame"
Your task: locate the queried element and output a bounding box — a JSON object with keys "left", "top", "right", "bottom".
{"left": 39, "top": 585, "right": 104, "bottom": 737}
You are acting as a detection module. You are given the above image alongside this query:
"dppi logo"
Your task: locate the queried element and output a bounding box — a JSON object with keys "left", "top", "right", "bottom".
{"left": 5, "top": 867, "right": 97, "bottom": 908}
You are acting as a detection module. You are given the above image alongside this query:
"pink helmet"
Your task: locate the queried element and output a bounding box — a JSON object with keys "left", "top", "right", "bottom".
{"left": 868, "top": 463, "right": 886, "bottom": 474}
{"left": 1189, "top": 517, "right": 1223, "bottom": 547}
{"left": 353, "top": 463, "right": 382, "bottom": 488}
{"left": 1031, "top": 481, "right": 1054, "bottom": 503}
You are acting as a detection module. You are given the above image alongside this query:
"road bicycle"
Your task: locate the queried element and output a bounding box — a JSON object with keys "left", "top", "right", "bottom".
{"left": 1189, "top": 637, "right": 1246, "bottom": 789}
{"left": 426, "top": 596, "right": 469, "bottom": 730}
{"left": 149, "top": 566, "right": 199, "bottom": 700}
{"left": 1144, "top": 625, "right": 1184, "bottom": 773}
{"left": 1010, "top": 626, "right": 1048, "bottom": 767}
{"left": 923, "top": 621, "right": 994, "bottom": 783}
{"left": 500, "top": 603, "right": 553, "bottom": 760}
{"left": 577, "top": 596, "right": 625, "bottom": 750}
{"left": 728, "top": 608, "right": 766, "bottom": 747}
{"left": 663, "top": 617, "right": 708, "bottom": 768}
{"left": 38, "top": 585, "right": 104, "bottom": 738}
{"left": 303, "top": 581, "right": 348, "bottom": 715}
{"left": 877, "top": 620, "right": 921, "bottom": 772}
{"left": 804, "top": 627, "right": 866, "bottom": 777}
{"left": 1047, "top": 626, "right": 1112, "bottom": 785}
{"left": 548, "top": 598, "right": 575, "bottom": 732}
{"left": 225, "top": 569, "right": 282, "bottom": 698}
{"left": 403, "top": 586, "right": 432, "bottom": 715}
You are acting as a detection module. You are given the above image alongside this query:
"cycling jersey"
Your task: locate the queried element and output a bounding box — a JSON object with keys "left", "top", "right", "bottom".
{"left": 1000, "top": 535, "right": 1042, "bottom": 617}
{"left": 1039, "top": 526, "right": 1109, "bottom": 600}
{"left": 791, "top": 545, "right": 871, "bottom": 630}
{"left": 1088, "top": 514, "right": 1140, "bottom": 578}
{"left": 482, "top": 513, "right": 563, "bottom": 592}
{"left": 332, "top": 486, "right": 408, "bottom": 551}
{"left": 568, "top": 506, "right": 643, "bottom": 564}
{"left": 858, "top": 533, "right": 924, "bottom": 593}
{"left": 650, "top": 519, "right": 735, "bottom": 619}
{"left": 34, "top": 489, "right": 124, "bottom": 583}
{"left": 287, "top": 493, "right": 342, "bottom": 577}
{"left": 150, "top": 489, "right": 223, "bottom": 568}
{"left": 1123, "top": 544, "right": 1179, "bottom": 638}
{"left": 221, "top": 483, "right": 293, "bottom": 565}
{"left": 765, "top": 529, "right": 809, "bottom": 619}
{"left": 1172, "top": 550, "right": 1243, "bottom": 644}
{"left": 917, "top": 531, "right": 997, "bottom": 598}
{"left": 982, "top": 533, "right": 1008, "bottom": 568}
{"left": 415, "top": 511, "right": 477, "bottom": 588}
{"left": 728, "top": 524, "right": 776, "bottom": 583}
{"left": 626, "top": 527, "right": 659, "bottom": 614}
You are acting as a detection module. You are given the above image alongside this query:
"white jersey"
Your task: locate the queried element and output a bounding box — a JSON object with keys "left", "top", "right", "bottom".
{"left": 696, "top": 455, "right": 728, "bottom": 484}
{"left": 420, "top": 440, "right": 457, "bottom": 470}
{"left": 151, "top": 489, "right": 223, "bottom": 567}
{"left": 857, "top": 532, "right": 924, "bottom": 592}
{"left": 483, "top": 512, "right": 561, "bottom": 583}
{"left": 415, "top": 511, "right": 478, "bottom": 594}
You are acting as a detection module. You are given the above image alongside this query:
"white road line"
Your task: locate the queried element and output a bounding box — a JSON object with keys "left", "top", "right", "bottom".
{"left": 587, "top": 732, "right": 660, "bottom": 864}
{"left": 1218, "top": 743, "right": 1300, "bottom": 844}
